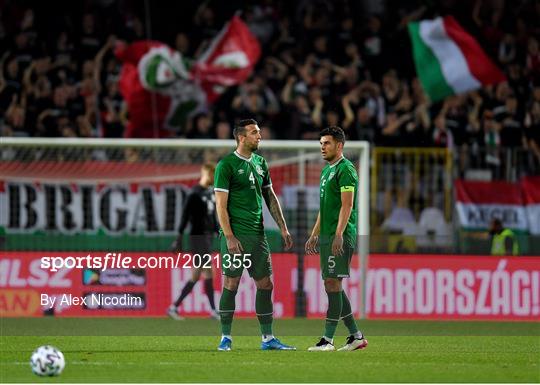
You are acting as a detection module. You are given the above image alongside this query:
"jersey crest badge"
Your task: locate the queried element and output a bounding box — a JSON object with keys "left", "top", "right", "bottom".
{"left": 255, "top": 165, "right": 264, "bottom": 176}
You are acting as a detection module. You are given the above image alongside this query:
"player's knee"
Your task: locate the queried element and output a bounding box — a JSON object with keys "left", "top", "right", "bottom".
{"left": 324, "top": 278, "right": 341, "bottom": 292}
{"left": 223, "top": 276, "right": 240, "bottom": 291}
{"left": 255, "top": 277, "right": 273, "bottom": 290}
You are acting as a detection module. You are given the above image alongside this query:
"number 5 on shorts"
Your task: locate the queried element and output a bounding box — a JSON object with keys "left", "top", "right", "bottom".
{"left": 328, "top": 255, "right": 336, "bottom": 268}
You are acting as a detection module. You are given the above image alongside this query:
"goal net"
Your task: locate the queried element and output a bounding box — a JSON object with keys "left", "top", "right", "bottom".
{"left": 0, "top": 138, "right": 369, "bottom": 319}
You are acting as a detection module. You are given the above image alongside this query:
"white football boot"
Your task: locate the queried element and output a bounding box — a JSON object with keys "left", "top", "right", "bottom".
{"left": 308, "top": 337, "right": 335, "bottom": 351}
{"left": 337, "top": 335, "right": 368, "bottom": 351}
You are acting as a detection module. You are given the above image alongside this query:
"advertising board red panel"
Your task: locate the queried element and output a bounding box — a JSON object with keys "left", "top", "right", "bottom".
{"left": 0, "top": 251, "right": 297, "bottom": 317}
{"left": 1, "top": 252, "right": 538, "bottom": 321}
{"left": 366, "top": 254, "right": 539, "bottom": 321}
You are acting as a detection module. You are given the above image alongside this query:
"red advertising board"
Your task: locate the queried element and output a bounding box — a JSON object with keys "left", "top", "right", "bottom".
{"left": 0, "top": 252, "right": 538, "bottom": 321}
{"left": 0, "top": 251, "right": 297, "bottom": 318}
{"left": 366, "top": 254, "right": 539, "bottom": 321}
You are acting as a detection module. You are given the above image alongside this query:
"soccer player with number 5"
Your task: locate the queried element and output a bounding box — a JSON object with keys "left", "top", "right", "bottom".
{"left": 214, "top": 119, "right": 295, "bottom": 351}
{"left": 305, "top": 126, "right": 368, "bottom": 351}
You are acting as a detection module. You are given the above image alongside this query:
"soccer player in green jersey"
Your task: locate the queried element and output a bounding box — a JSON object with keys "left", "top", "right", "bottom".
{"left": 214, "top": 118, "right": 296, "bottom": 351}
{"left": 305, "top": 126, "right": 368, "bottom": 352}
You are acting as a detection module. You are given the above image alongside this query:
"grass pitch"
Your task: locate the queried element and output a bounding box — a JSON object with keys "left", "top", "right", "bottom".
{"left": 1, "top": 318, "right": 539, "bottom": 383}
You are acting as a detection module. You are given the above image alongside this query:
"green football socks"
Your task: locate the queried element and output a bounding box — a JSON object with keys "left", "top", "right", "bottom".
{"left": 341, "top": 290, "right": 359, "bottom": 335}
{"left": 219, "top": 288, "right": 236, "bottom": 335}
{"left": 256, "top": 288, "right": 273, "bottom": 336}
{"left": 324, "top": 291, "right": 342, "bottom": 341}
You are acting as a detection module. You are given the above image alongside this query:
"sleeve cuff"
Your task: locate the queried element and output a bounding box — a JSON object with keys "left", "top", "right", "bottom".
{"left": 262, "top": 183, "right": 273, "bottom": 189}
{"left": 214, "top": 188, "right": 229, "bottom": 193}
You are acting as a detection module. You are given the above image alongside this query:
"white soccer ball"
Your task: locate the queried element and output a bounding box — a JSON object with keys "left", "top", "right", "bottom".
{"left": 30, "top": 345, "right": 65, "bottom": 376}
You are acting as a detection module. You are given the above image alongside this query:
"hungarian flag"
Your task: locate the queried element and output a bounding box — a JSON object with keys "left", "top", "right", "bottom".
{"left": 116, "top": 16, "right": 260, "bottom": 138}
{"left": 522, "top": 176, "right": 540, "bottom": 235}
{"left": 408, "top": 16, "right": 505, "bottom": 102}
{"left": 455, "top": 180, "right": 527, "bottom": 232}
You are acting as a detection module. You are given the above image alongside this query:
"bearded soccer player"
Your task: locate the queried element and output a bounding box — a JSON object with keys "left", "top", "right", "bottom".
{"left": 305, "top": 126, "right": 368, "bottom": 351}
{"left": 214, "top": 118, "right": 295, "bottom": 351}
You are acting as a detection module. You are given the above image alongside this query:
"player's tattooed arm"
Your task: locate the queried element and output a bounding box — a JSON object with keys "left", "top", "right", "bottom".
{"left": 263, "top": 186, "right": 293, "bottom": 250}
{"left": 262, "top": 186, "right": 287, "bottom": 230}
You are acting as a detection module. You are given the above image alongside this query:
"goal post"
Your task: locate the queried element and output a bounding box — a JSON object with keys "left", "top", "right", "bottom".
{"left": 0, "top": 137, "right": 369, "bottom": 318}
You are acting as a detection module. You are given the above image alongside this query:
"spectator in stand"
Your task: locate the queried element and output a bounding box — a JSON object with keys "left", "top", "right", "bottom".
{"left": 494, "top": 93, "right": 526, "bottom": 149}
{"left": 362, "top": 16, "right": 385, "bottom": 81}
{"left": 78, "top": 13, "right": 102, "bottom": 62}
{"left": 0, "top": 56, "right": 21, "bottom": 116}
{"left": 443, "top": 95, "right": 469, "bottom": 149}
{"left": 498, "top": 33, "right": 517, "bottom": 66}
{"left": 215, "top": 121, "right": 232, "bottom": 139}
{"left": 175, "top": 33, "right": 192, "bottom": 57}
{"left": 432, "top": 114, "right": 454, "bottom": 149}
{"left": 188, "top": 112, "right": 213, "bottom": 139}
{"left": 525, "top": 100, "right": 540, "bottom": 165}
{"left": 341, "top": 81, "right": 381, "bottom": 142}
{"left": 526, "top": 37, "right": 540, "bottom": 81}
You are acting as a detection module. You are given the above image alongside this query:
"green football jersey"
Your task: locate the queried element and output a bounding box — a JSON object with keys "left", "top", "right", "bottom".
{"left": 214, "top": 151, "right": 272, "bottom": 235}
{"left": 319, "top": 156, "right": 358, "bottom": 245}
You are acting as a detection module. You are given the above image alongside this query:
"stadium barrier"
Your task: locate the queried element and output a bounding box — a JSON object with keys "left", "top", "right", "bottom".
{"left": 371, "top": 147, "right": 453, "bottom": 226}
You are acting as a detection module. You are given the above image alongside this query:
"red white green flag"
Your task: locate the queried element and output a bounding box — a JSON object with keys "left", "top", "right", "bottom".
{"left": 408, "top": 16, "right": 505, "bottom": 102}
{"left": 115, "top": 16, "right": 260, "bottom": 137}
{"left": 454, "top": 179, "right": 540, "bottom": 233}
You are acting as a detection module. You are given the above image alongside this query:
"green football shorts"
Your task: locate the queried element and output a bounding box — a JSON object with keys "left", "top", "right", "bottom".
{"left": 319, "top": 243, "right": 354, "bottom": 279}
{"left": 219, "top": 234, "right": 272, "bottom": 280}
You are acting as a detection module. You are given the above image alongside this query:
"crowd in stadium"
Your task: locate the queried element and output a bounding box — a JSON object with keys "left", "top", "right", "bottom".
{"left": 1, "top": 0, "right": 539, "bottom": 159}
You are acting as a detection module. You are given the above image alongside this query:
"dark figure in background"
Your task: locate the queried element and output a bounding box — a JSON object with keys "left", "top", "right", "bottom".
{"left": 489, "top": 218, "right": 519, "bottom": 256}
{"left": 168, "top": 163, "right": 220, "bottom": 320}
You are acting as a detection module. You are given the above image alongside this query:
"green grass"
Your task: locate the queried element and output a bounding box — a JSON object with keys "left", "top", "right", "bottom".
{"left": 1, "top": 318, "right": 539, "bottom": 383}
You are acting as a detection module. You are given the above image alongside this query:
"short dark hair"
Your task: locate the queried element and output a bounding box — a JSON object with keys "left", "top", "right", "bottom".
{"left": 233, "top": 119, "right": 258, "bottom": 142}
{"left": 320, "top": 126, "right": 346, "bottom": 144}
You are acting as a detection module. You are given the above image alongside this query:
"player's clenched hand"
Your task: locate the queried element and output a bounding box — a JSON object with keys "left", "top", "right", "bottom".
{"left": 332, "top": 234, "right": 344, "bottom": 256}
{"left": 305, "top": 235, "right": 318, "bottom": 255}
{"left": 281, "top": 230, "right": 293, "bottom": 251}
{"left": 226, "top": 235, "right": 244, "bottom": 254}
